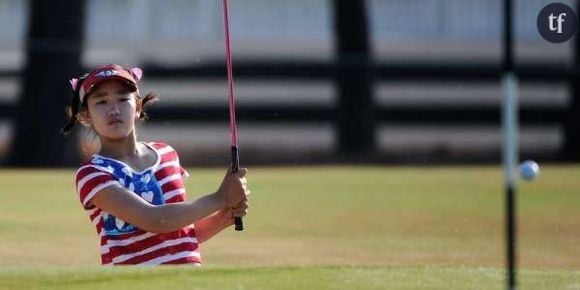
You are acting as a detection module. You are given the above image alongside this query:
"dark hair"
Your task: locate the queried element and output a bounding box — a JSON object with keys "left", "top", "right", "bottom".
{"left": 136, "top": 92, "right": 159, "bottom": 120}
{"left": 61, "top": 77, "right": 158, "bottom": 135}
{"left": 61, "top": 76, "right": 87, "bottom": 134}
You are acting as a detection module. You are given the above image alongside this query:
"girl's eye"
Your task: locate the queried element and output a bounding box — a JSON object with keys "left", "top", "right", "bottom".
{"left": 120, "top": 97, "right": 130, "bottom": 102}
{"left": 96, "top": 100, "right": 106, "bottom": 105}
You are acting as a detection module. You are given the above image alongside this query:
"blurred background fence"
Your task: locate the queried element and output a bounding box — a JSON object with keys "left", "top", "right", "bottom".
{"left": 0, "top": 0, "right": 578, "bottom": 166}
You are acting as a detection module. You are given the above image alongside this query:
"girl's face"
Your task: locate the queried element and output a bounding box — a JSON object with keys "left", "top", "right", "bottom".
{"left": 82, "top": 80, "right": 142, "bottom": 140}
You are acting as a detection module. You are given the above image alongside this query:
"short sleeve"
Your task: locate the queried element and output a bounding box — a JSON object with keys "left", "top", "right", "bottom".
{"left": 75, "top": 165, "right": 119, "bottom": 209}
{"left": 180, "top": 166, "right": 190, "bottom": 179}
{"left": 172, "top": 147, "right": 188, "bottom": 180}
{"left": 149, "top": 141, "right": 189, "bottom": 180}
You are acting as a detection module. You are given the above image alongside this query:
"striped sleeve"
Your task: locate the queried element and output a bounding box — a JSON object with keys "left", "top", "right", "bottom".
{"left": 173, "top": 147, "right": 189, "bottom": 180}
{"left": 75, "top": 165, "right": 119, "bottom": 209}
{"left": 150, "top": 142, "right": 189, "bottom": 180}
{"left": 180, "top": 165, "right": 189, "bottom": 179}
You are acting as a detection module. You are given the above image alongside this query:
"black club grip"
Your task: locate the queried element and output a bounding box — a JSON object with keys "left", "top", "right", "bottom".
{"left": 231, "top": 146, "right": 244, "bottom": 231}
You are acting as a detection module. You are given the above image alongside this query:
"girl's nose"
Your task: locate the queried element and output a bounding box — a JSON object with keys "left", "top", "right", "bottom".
{"left": 108, "top": 104, "right": 120, "bottom": 116}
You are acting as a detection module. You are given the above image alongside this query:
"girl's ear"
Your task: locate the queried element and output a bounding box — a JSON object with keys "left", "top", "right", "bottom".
{"left": 78, "top": 110, "right": 92, "bottom": 127}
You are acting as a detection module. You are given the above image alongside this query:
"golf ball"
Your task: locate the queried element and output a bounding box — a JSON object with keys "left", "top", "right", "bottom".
{"left": 519, "top": 160, "right": 540, "bottom": 181}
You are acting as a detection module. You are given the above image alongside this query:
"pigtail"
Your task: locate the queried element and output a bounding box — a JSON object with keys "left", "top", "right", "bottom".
{"left": 126, "top": 66, "right": 158, "bottom": 120}
{"left": 61, "top": 77, "right": 86, "bottom": 135}
{"left": 138, "top": 92, "right": 159, "bottom": 120}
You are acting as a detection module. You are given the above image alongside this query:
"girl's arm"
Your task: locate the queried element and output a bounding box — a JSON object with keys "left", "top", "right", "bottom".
{"left": 195, "top": 201, "right": 248, "bottom": 243}
{"left": 90, "top": 169, "right": 248, "bottom": 234}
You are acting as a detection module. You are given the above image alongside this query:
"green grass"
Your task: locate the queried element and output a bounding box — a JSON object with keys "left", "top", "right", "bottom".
{"left": 0, "top": 266, "right": 579, "bottom": 290}
{"left": 0, "top": 165, "right": 579, "bottom": 289}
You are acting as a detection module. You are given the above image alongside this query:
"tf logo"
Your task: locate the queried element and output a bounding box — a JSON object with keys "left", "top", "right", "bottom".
{"left": 537, "top": 3, "right": 578, "bottom": 43}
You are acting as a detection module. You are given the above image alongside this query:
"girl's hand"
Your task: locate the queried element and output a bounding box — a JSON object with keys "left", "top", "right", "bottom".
{"left": 216, "top": 168, "right": 249, "bottom": 208}
{"left": 230, "top": 200, "right": 249, "bottom": 219}
{"left": 215, "top": 200, "right": 249, "bottom": 227}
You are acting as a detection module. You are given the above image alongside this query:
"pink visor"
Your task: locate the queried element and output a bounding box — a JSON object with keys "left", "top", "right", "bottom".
{"left": 70, "top": 64, "right": 143, "bottom": 104}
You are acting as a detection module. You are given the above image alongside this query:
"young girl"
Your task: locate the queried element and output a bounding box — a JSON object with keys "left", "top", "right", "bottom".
{"left": 62, "top": 64, "right": 250, "bottom": 266}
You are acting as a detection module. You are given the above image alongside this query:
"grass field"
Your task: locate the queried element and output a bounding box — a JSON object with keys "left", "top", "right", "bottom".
{"left": 0, "top": 165, "right": 579, "bottom": 289}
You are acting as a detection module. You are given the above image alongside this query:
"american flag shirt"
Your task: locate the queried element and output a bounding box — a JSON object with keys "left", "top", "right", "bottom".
{"left": 75, "top": 142, "right": 201, "bottom": 266}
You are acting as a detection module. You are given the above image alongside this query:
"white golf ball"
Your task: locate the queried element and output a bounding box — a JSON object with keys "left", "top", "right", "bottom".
{"left": 519, "top": 160, "right": 540, "bottom": 181}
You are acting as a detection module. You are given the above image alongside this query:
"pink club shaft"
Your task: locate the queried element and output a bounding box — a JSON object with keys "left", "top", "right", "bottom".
{"left": 222, "top": 0, "right": 243, "bottom": 231}
{"left": 223, "top": 0, "right": 238, "bottom": 149}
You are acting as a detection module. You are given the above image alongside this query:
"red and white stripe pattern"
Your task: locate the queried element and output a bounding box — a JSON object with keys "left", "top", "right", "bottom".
{"left": 75, "top": 142, "right": 201, "bottom": 266}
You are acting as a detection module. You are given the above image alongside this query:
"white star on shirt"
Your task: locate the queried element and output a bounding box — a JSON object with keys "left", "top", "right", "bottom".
{"left": 121, "top": 167, "right": 133, "bottom": 177}
{"left": 141, "top": 174, "right": 151, "bottom": 184}
{"left": 115, "top": 218, "right": 126, "bottom": 229}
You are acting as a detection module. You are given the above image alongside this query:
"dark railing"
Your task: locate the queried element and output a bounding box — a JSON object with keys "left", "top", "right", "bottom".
{"left": 0, "top": 62, "right": 570, "bottom": 124}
